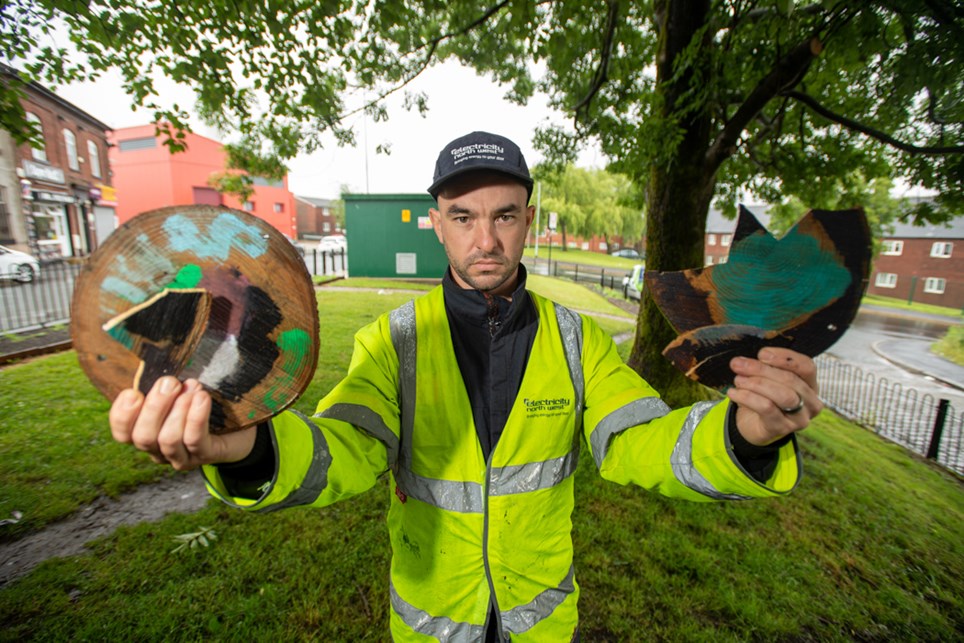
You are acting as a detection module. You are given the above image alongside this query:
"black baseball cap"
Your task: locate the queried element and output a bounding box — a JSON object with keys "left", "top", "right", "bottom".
{"left": 427, "top": 131, "right": 534, "bottom": 200}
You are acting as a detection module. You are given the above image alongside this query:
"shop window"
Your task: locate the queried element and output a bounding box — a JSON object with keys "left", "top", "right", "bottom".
{"left": 87, "top": 140, "right": 102, "bottom": 178}
{"left": 881, "top": 240, "right": 903, "bottom": 255}
{"left": 26, "top": 113, "right": 47, "bottom": 162}
{"left": 63, "top": 129, "right": 79, "bottom": 170}
{"left": 875, "top": 272, "right": 898, "bottom": 288}
{"left": 930, "top": 242, "right": 953, "bottom": 258}
{"left": 924, "top": 277, "right": 946, "bottom": 294}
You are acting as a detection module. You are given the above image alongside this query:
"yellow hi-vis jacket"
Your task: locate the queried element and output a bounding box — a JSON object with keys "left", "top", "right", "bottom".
{"left": 203, "top": 287, "right": 801, "bottom": 641}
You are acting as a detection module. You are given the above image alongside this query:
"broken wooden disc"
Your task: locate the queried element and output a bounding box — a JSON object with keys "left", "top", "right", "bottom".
{"left": 72, "top": 205, "right": 319, "bottom": 434}
{"left": 645, "top": 205, "right": 871, "bottom": 389}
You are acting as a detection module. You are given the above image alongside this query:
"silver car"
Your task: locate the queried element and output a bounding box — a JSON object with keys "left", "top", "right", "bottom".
{"left": 0, "top": 245, "right": 41, "bottom": 283}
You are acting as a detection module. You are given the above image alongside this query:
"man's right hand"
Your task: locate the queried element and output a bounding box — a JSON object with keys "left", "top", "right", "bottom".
{"left": 109, "top": 376, "right": 257, "bottom": 471}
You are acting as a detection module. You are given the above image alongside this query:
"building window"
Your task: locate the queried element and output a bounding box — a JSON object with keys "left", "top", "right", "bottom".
{"left": 705, "top": 256, "right": 713, "bottom": 266}
{"left": 63, "top": 129, "right": 79, "bottom": 170}
{"left": 87, "top": 140, "right": 102, "bottom": 178}
{"left": 924, "top": 277, "right": 946, "bottom": 294}
{"left": 252, "top": 176, "right": 284, "bottom": 188}
{"left": 243, "top": 201, "right": 254, "bottom": 212}
{"left": 323, "top": 222, "right": 331, "bottom": 233}
{"left": 707, "top": 234, "right": 717, "bottom": 246}
{"left": 931, "top": 242, "right": 953, "bottom": 258}
{"left": 721, "top": 234, "right": 732, "bottom": 247}
{"left": 118, "top": 137, "right": 157, "bottom": 151}
{"left": 26, "top": 112, "right": 47, "bottom": 162}
{"left": 273, "top": 202, "right": 284, "bottom": 213}
{"left": 881, "top": 240, "right": 903, "bottom": 255}
{"left": 0, "top": 186, "right": 11, "bottom": 244}
{"left": 875, "top": 272, "right": 898, "bottom": 288}
{"left": 717, "top": 255, "right": 728, "bottom": 264}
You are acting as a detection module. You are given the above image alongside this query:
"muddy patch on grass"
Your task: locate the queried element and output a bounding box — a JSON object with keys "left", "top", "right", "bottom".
{"left": 0, "top": 472, "right": 210, "bottom": 587}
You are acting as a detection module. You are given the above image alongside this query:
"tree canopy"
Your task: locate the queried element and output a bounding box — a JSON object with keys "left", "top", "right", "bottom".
{"left": 533, "top": 164, "right": 644, "bottom": 251}
{"left": 4, "top": 0, "right": 962, "bottom": 397}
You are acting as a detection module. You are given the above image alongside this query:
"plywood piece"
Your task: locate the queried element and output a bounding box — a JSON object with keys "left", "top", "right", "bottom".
{"left": 644, "top": 205, "right": 872, "bottom": 389}
{"left": 72, "top": 205, "right": 320, "bottom": 433}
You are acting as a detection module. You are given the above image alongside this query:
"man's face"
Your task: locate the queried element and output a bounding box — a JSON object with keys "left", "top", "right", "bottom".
{"left": 429, "top": 172, "right": 535, "bottom": 297}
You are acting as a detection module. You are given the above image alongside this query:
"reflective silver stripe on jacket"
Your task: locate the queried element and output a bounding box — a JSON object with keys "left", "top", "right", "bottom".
{"left": 590, "top": 397, "right": 671, "bottom": 469}
{"left": 389, "top": 301, "right": 417, "bottom": 470}
{"left": 315, "top": 402, "right": 399, "bottom": 468}
{"left": 258, "top": 410, "right": 333, "bottom": 512}
{"left": 390, "top": 581, "right": 485, "bottom": 641}
{"left": 553, "top": 304, "right": 585, "bottom": 447}
{"left": 391, "top": 565, "right": 575, "bottom": 639}
{"left": 501, "top": 565, "right": 575, "bottom": 635}
{"left": 395, "top": 451, "right": 580, "bottom": 514}
{"left": 671, "top": 401, "right": 751, "bottom": 500}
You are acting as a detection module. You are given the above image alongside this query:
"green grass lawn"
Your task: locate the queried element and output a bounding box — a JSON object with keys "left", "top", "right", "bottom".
{"left": 0, "top": 280, "right": 961, "bottom": 640}
{"left": 862, "top": 293, "right": 963, "bottom": 319}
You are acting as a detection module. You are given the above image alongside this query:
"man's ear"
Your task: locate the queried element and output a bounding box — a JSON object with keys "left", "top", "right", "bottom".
{"left": 524, "top": 205, "right": 536, "bottom": 232}
{"left": 429, "top": 207, "right": 445, "bottom": 244}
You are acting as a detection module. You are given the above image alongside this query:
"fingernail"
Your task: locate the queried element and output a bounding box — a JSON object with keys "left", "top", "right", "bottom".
{"left": 158, "top": 377, "right": 178, "bottom": 394}
{"left": 184, "top": 379, "right": 201, "bottom": 393}
{"left": 759, "top": 349, "right": 774, "bottom": 362}
{"left": 732, "top": 357, "right": 747, "bottom": 369}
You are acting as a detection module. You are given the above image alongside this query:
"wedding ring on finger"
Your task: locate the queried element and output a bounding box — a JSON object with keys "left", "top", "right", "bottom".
{"left": 781, "top": 394, "right": 805, "bottom": 415}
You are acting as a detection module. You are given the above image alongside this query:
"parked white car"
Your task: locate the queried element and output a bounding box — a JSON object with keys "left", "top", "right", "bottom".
{"left": 622, "top": 263, "right": 645, "bottom": 301}
{"left": 0, "top": 245, "right": 41, "bottom": 283}
{"left": 317, "top": 235, "right": 347, "bottom": 253}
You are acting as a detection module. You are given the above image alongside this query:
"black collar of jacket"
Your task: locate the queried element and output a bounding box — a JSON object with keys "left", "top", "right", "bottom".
{"left": 441, "top": 264, "right": 534, "bottom": 337}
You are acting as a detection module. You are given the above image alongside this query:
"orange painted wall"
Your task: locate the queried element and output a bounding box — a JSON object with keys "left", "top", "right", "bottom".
{"left": 108, "top": 125, "right": 297, "bottom": 238}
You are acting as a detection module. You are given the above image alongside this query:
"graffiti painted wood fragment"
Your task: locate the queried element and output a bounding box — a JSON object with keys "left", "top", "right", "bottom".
{"left": 72, "top": 205, "right": 320, "bottom": 433}
{"left": 644, "top": 205, "right": 872, "bottom": 389}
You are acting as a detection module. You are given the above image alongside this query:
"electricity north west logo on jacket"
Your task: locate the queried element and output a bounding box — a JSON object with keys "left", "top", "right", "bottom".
{"left": 523, "top": 396, "right": 571, "bottom": 418}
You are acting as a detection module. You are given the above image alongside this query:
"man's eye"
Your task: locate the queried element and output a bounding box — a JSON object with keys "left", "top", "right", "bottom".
{"left": 454, "top": 216, "right": 469, "bottom": 224}
{"left": 498, "top": 215, "right": 516, "bottom": 223}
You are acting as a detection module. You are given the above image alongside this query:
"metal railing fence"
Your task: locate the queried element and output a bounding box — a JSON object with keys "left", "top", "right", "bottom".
{"left": 816, "top": 354, "right": 963, "bottom": 475}
{"left": 0, "top": 260, "right": 80, "bottom": 333}
{"left": 524, "top": 257, "right": 631, "bottom": 292}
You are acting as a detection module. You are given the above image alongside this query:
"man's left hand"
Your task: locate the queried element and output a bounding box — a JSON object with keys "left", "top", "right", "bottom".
{"left": 727, "top": 347, "right": 822, "bottom": 446}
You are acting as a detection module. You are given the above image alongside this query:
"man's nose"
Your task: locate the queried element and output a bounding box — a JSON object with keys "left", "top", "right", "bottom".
{"left": 475, "top": 219, "right": 499, "bottom": 252}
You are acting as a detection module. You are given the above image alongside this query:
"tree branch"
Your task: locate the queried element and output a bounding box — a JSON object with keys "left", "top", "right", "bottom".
{"left": 338, "top": 1, "right": 517, "bottom": 124}
{"left": 572, "top": 0, "right": 620, "bottom": 117}
{"left": 705, "top": 36, "right": 823, "bottom": 172}
{"left": 785, "top": 89, "right": 964, "bottom": 154}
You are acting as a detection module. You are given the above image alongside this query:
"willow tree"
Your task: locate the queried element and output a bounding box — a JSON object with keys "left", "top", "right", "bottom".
{"left": 4, "top": 0, "right": 961, "bottom": 400}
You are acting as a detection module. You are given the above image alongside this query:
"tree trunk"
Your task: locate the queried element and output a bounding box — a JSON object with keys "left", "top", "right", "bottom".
{"left": 560, "top": 221, "right": 568, "bottom": 251}
{"left": 627, "top": 0, "right": 717, "bottom": 407}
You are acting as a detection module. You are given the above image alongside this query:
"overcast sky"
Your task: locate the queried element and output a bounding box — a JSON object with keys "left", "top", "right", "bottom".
{"left": 55, "top": 60, "right": 605, "bottom": 200}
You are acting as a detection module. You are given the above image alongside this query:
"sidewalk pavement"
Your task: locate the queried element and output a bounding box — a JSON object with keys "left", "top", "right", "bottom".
{"left": 858, "top": 304, "right": 964, "bottom": 391}
{"left": 872, "top": 338, "right": 964, "bottom": 391}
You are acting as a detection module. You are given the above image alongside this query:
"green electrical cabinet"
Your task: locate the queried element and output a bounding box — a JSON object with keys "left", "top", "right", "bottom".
{"left": 344, "top": 193, "right": 449, "bottom": 279}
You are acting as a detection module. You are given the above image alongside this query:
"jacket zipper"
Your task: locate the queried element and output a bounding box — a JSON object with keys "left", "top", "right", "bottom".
{"left": 482, "top": 453, "right": 505, "bottom": 642}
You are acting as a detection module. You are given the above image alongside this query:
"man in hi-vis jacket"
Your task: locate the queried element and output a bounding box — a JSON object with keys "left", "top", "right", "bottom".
{"left": 110, "top": 131, "right": 821, "bottom": 642}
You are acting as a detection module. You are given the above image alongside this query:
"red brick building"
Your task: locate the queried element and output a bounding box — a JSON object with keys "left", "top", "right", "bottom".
{"left": 869, "top": 216, "right": 964, "bottom": 309}
{"left": 2, "top": 65, "right": 115, "bottom": 259}
{"left": 295, "top": 196, "right": 341, "bottom": 239}
{"left": 108, "top": 125, "right": 297, "bottom": 239}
